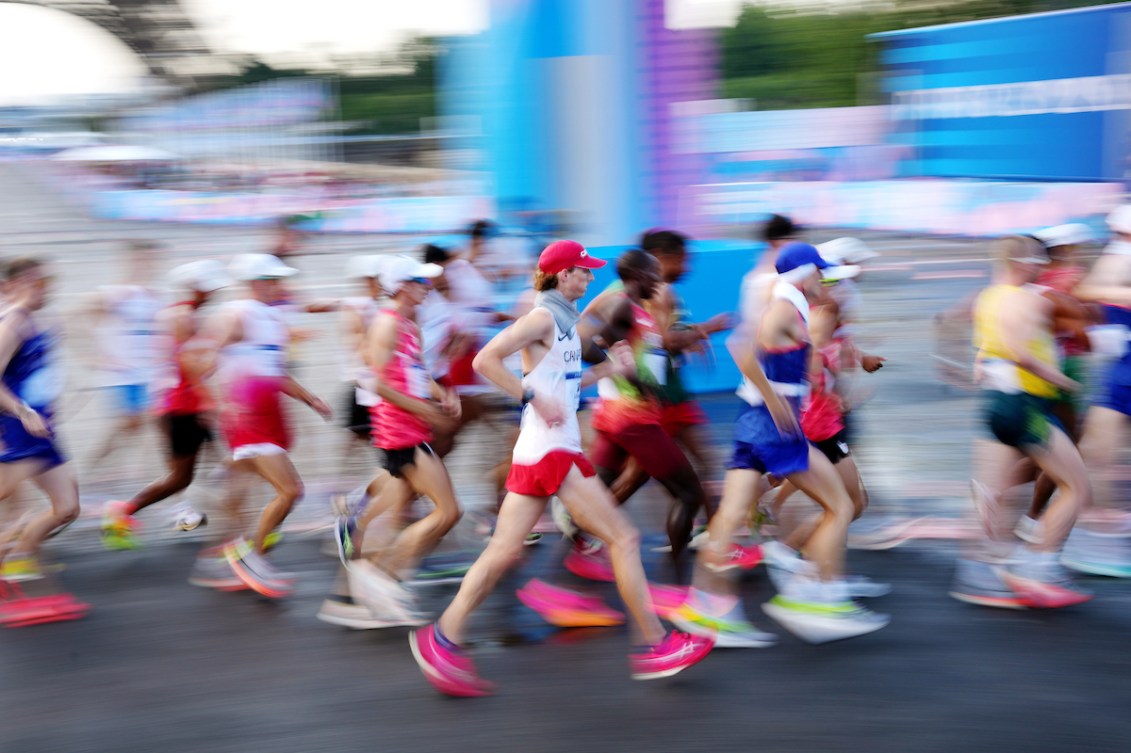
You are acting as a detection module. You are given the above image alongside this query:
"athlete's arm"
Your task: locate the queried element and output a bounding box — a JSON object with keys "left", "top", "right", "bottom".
{"left": 204, "top": 307, "right": 245, "bottom": 351}
{"left": 473, "top": 308, "right": 553, "bottom": 401}
{"left": 999, "top": 292, "right": 1078, "bottom": 392}
{"left": 580, "top": 341, "right": 633, "bottom": 389}
{"left": 0, "top": 311, "right": 48, "bottom": 437}
{"left": 367, "top": 313, "right": 451, "bottom": 425}
{"left": 341, "top": 306, "right": 367, "bottom": 365}
{"left": 1074, "top": 255, "right": 1131, "bottom": 305}
{"left": 474, "top": 308, "right": 568, "bottom": 425}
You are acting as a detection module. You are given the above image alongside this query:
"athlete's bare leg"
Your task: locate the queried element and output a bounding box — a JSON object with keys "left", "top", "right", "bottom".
{"left": 782, "top": 447, "right": 855, "bottom": 581}
{"left": 8, "top": 463, "right": 79, "bottom": 558}
{"left": 237, "top": 453, "right": 304, "bottom": 554}
{"left": 1078, "top": 406, "right": 1126, "bottom": 524}
{"left": 437, "top": 492, "right": 548, "bottom": 643}
{"left": 368, "top": 447, "right": 461, "bottom": 578}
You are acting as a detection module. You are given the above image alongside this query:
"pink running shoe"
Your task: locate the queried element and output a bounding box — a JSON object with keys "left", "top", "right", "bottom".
{"left": 647, "top": 584, "right": 690, "bottom": 621}
{"left": 564, "top": 540, "right": 615, "bottom": 582}
{"left": 630, "top": 630, "right": 714, "bottom": 680}
{"left": 516, "top": 579, "right": 624, "bottom": 628}
{"left": 705, "top": 543, "right": 764, "bottom": 573}
{"left": 409, "top": 624, "right": 495, "bottom": 697}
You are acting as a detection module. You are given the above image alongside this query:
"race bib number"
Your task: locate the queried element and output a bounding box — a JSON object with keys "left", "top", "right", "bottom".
{"left": 643, "top": 349, "right": 668, "bottom": 387}
{"left": 408, "top": 363, "right": 432, "bottom": 399}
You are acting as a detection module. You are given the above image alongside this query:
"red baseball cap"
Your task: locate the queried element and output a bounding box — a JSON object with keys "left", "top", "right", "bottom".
{"left": 538, "top": 240, "right": 607, "bottom": 275}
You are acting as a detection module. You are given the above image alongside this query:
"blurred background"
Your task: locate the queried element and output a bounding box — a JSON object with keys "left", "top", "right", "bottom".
{"left": 2, "top": 0, "right": 1127, "bottom": 242}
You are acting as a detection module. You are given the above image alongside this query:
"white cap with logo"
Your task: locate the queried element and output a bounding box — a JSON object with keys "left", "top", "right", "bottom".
{"left": 345, "top": 255, "right": 389, "bottom": 280}
{"left": 168, "top": 259, "right": 231, "bottom": 293}
{"left": 1034, "top": 223, "right": 1093, "bottom": 248}
{"left": 379, "top": 255, "right": 443, "bottom": 295}
{"left": 1107, "top": 205, "right": 1131, "bottom": 236}
{"left": 229, "top": 253, "right": 299, "bottom": 281}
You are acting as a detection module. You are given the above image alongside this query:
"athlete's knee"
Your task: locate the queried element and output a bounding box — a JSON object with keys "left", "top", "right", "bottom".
{"left": 605, "top": 522, "right": 642, "bottom": 556}
{"left": 276, "top": 477, "right": 304, "bottom": 505}
{"left": 54, "top": 498, "right": 80, "bottom": 525}
{"left": 432, "top": 503, "right": 462, "bottom": 533}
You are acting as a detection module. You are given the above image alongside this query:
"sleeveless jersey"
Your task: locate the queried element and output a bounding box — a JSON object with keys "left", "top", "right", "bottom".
{"left": 220, "top": 299, "right": 289, "bottom": 380}
{"left": 973, "top": 284, "right": 1059, "bottom": 398}
{"left": 372, "top": 309, "right": 433, "bottom": 450}
{"left": 4, "top": 323, "right": 63, "bottom": 416}
{"left": 512, "top": 310, "right": 583, "bottom": 465}
{"left": 98, "top": 285, "right": 163, "bottom": 386}
{"left": 160, "top": 302, "right": 211, "bottom": 415}
{"left": 339, "top": 296, "right": 382, "bottom": 382}
{"left": 737, "top": 281, "right": 811, "bottom": 407}
{"left": 592, "top": 295, "right": 665, "bottom": 432}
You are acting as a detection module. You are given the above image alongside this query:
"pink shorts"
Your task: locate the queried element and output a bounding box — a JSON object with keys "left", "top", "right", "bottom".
{"left": 507, "top": 450, "right": 595, "bottom": 498}
{"left": 222, "top": 377, "right": 290, "bottom": 456}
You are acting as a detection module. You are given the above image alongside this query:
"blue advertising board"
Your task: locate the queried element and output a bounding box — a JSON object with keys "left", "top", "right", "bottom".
{"left": 872, "top": 3, "right": 1131, "bottom": 181}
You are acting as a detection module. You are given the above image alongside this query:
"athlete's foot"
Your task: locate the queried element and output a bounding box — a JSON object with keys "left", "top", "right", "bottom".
{"left": 172, "top": 502, "right": 207, "bottom": 532}
{"left": 949, "top": 557, "right": 1027, "bottom": 609}
{"left": 516, "top": 579, "right": 625, "bottom": 628}
{"left": 334, "top": 516, "right": 357, "bottom": 565}
{"left": 224, "top": 538, "right": 294, "bottom": 599}
{"left": 762, "top": 578, "right": 889, "bottom": 644}
{"left": 839, "top": 574, "right": 892, "bottom": 599}
{"left": 317, "top": 594, "right": 401, "bottom": 629}
{"left": 647, "top": 583, "right": 690, "bottom": 621}
{"left": 1014, "top": 515, "right": 1043, "bottom": 545}
{"left": 629, "top": 631, "right": 714, "bottom": 680}
{"left": 346, "top": 560, "right": 426, "bottom": 626}
{"left": 410, "top": 624, "right": 495, "bottom": 697}
{"left": 0, "top": 555, "right": 44, "bottom": 582}
{"left": 563, "top": 538, "right": 615, "bottom": 582}
{"left": 1000, "top": 550, "right": 1092, "bottom": 608}
{"left": 1061, "top": 527, "right": 1131, "bottom": 578}
{"left": 101, "top": 500, "right": 140, "bottom": 550}
{"left": 671, "top": 592, "right": 778, "bottom": 648}
{"left": 188, "top": 552, "right": 247, "bottom": 591}
{"left": 704, "top": 543, "right": 764, "bottom": 573}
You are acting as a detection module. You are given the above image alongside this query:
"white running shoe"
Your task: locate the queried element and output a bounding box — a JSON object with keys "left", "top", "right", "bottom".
{"left": 1014, "top": 515, "right": 1043, "bottom": 545}
{"left": 346, "top": 560, "right": 426, "bottom": 626}
{"left": 172, "top": 502, "right": 207, "bottom": 532}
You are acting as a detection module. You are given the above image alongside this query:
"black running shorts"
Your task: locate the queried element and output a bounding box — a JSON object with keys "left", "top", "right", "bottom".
{"left": 165, "top": 413, "right": 212, "bottom": 458}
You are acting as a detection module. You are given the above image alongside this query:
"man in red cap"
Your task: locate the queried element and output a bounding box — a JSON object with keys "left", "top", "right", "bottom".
{"left": 409, "top": 240, "right": 712, "bottom": 697}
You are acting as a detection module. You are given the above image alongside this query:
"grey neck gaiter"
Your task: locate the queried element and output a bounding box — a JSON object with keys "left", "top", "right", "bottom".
{"left": 535, "top": 289, "right": 580, "bottom": 336}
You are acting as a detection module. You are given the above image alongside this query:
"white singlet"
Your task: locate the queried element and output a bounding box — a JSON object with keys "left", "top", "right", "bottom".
{"left": 220, "top": 299, "right": 289, "bottom": 380}
{"left": 511, "top": 310, "right": 583, "bottom": 465}
{"left": 97, "top": 285, "right": 164, "bottom": 386}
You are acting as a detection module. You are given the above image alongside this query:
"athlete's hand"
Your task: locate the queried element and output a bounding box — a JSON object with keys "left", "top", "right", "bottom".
{"left": 309, "top": 396, "right": 333, "bottom": 420}
{"left": 766, "top": 395, "right": 802, "bottom": 439}
{"left": 1056, "top": 376, "right": 1082, "bottom": 393}
{"left": 703, "top": 313, "right": 736, "bottom": 335}
{"left": 441, "top": 389, "right": 462, "bottom": 420}
{"left": 531, "top": 393, "right": 566, "bottom": 427}
{"left": 861, "top": 354, "right": 887, "bottom": 373}
{"left": 608, "top": 341, "right": 635, "bottom": 377}
{"left": 421, "top": 401, "right": 458, "bottom": 433}
{"left": 18, "top": 407, "right": 50, "bottom": 438}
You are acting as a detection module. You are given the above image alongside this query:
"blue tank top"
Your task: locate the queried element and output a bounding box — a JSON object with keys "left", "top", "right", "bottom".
{"left": 4, "top": 326, "right": 62, "bottom": 414}
{"left": 758, "top": 342, "right": 811, "bottom": 387}
{"left": 1103, "top": 304, "right": 1131, "bottom": 384}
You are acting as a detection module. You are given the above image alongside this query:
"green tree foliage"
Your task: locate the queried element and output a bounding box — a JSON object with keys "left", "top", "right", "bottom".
{"left": 721, "top": 0, "right": 1127, "bottom": 109}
